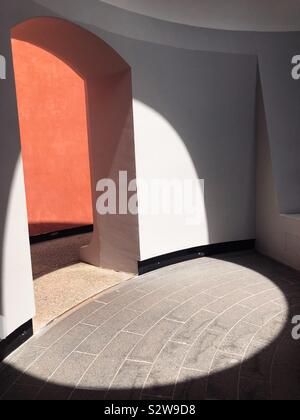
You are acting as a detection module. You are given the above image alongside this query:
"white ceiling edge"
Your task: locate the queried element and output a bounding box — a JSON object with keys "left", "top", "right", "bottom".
{"left": 100, "top": 0, "right": 300, "bottom": 32}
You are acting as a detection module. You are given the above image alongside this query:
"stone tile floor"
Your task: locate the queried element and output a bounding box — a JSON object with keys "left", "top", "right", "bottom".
{"left": 31, "top": 233, "right": 132, "bottom": 331}
{"left": 1, "top": 251, "right": 300, "bottom": 400}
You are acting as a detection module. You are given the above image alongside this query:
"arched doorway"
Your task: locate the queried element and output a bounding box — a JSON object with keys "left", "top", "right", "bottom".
{"left": 11, "top": 37, "right": 93, "bottom": 238}
{"left": 10, "top": 17, "right": 140, "bottom": 330}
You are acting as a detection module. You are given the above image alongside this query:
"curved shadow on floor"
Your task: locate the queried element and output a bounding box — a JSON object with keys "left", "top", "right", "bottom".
{"left": 1, "top": 252, "right": 300, "bottom": 400}
{"left": 0, "top": 0, "right": 299, "bottom": 401}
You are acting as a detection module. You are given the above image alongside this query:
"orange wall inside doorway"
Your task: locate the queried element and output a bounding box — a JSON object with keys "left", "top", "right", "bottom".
{"left": 12, "top": 39, "right": 93, "bottom": 236}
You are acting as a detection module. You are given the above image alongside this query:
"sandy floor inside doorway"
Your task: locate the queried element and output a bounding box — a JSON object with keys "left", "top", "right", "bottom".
{"left": 31, "top": 233, "right": 134, "bottom": 332}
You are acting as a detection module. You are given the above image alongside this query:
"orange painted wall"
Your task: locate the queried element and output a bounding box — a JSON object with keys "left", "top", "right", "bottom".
{"left": 11, "top": 39, "right": 93, "bottom": 236}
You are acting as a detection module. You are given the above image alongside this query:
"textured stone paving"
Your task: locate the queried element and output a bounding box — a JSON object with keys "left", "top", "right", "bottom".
{"left": 1, "top": 251, "right": 300, "bottom": 400}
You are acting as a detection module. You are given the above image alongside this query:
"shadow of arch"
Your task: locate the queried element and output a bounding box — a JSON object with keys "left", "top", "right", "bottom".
{"left": 11, "top": 16, "right": 140, "bottom": 275}
{"left": 1, "top": 252, "right": 300, "bottom": 400}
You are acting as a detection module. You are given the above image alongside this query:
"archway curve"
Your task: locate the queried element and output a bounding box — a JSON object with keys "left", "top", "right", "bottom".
{"left": 11, "top": 16, "right": 140, "bottom": 275}
{"left": 11, "top": 16, "right": 131, "bottom": 79}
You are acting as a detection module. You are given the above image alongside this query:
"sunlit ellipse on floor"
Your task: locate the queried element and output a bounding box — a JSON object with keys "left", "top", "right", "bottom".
{"left": 2, "top": 252, "right": 299, "bottom": 400}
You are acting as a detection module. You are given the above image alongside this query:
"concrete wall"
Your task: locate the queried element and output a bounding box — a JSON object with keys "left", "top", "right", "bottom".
{"left": 0, "top": 21, "right": 35, "bottom": 339}
{"left": 101, "top": 0, "right": 300, "bottom": 32}
{"left": 1, "top": 0, "right": 300, "bottom": 339}
{"left": 256, "top": 78, "right": 300, "bottom": 271}
{"left": 132, "top": 49, "right": 257, "bottom": 260}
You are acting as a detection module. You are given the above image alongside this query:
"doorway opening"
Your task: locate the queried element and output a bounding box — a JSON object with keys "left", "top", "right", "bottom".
{"left": 11, "top": 17, "right": 139, "bottom": 331}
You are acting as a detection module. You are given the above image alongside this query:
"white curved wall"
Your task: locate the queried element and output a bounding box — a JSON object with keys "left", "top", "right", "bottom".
{"left": 1, "top": 157, "right": 35, "bottom": 338}
{"left": 101, "top": 0, "right": 300, "bottom": 32}
{"left": 1, "top": 0, "right": 300, "bottom": 340}
{"left": 133, "top": 100, "right": 209, "bottom": 260}
{"left": 256, "top": 84, "right": 300, "bottom": 271}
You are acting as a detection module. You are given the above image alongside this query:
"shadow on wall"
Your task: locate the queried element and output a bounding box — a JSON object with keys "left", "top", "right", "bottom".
{"left": 78, "top": 21, "right": 258, "bottom": 260}
{"left": 1, "top": 252, "right": 300, "bottom": 400}
{"left": 130, "top": 42, "right": 258, "bottom": 247}
{"left": 0, "top": 3, "right": 299, "bottom": 400}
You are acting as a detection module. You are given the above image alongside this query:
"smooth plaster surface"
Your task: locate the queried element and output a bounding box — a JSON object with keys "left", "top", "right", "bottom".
{"left": 11, "top": 38, "right": 93, "bottom": 236}
{"left": 256, "top": 78, "right": 300, "bottom": 271}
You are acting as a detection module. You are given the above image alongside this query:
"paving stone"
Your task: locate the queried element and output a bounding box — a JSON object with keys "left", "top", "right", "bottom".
{"left": 210, "top": 351, "right": 242, "bottom": 374}
{"left": 17, "top": 324, "right": 95, "bottom": 384}
{"left": 174, "top": 368, "right": 207, "bottom": 400}
{"left": 207, "top": 352, "right": 242, "bottom": 400}
{"left": 77, "top": 309, "right": 139, "bottom": 354}
{"left": 167, "top": 294, "right": 217, "bottom": 323}
{"left": 271, "top": 337, "right": 300, "bottom": 401}
{"left": 184, "top": 329, "right": 225, "bottom": 372}
{"left": 173, "top": 310, "right": 217, "bottom": 345}
{"left": 239, "top": 377, "right": 271, "bottom": 400}
{"left": 0, "top": 345, "right": 45, "bottom": 397}
{"left": 36, "top": 352, "right": 96, "bottom": 400}
{"left": 241, "top": 289, "right": 282, "bottom": 309}
{"left": 244, "top": 282, "right": 277, "bottom": 295}
{"left": 279, "top": 293, "right": 300, "bottom": 308}
{"left": 1, "top": 385, "right": 41, "bottom": 401}
{"left": 72, "top": 332, "right": 140, "bottom": 400}
{"left": 208, "top": 278, "right": 250, "bottom": 298}
{"left": 204, "top": 290, "right": 252, "bottom": 314}
{"left": 255, "top": 314, "right": 286, "bottom": 345}
{"left": 271, "top": 332, "right": 300, "bottom": 400}
{"left": 144, "top": 341, "right": 189, "bottom": 398}
{"left": 95, "top": 279, "right": 144, "bottom": 303}
{"left": 129, "top": 319, "right": 180, "bottom": 363}
{"left": 0, "top": 251, "right": 298, "bottom": 400}
{"left": 209, "top": 305, "right": 251, "bottom": 336}
{"left": 125, "top": 299, "right": 179, "bottom": 335}
{"left": 106, "top": 361, "right": 151, "bottom": 400}
{"left": 142, "top": 394, "right": 170, "bottom": 400}
{"left": 219, "top": 321, "right": 260, "bottom": 355}
{"left": 240, "top": 340, "right": 277, "bottom": 382}
{"left": 169, "top": 278, "right": 222, "bottom": 303}
{"left": 128, "top": 285, "right": 185, "bottom": 312}
{"left": 243, "top": 302, "right": 283, "bottom": 327}
{"left": 84, "top": 289, "right": 146, "bottom": 325}
{"left": 95, "top": 289, "right": 128, "bottom": 304}
{"left": 32, "top": 301, "right": 102, "bottom": 347}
